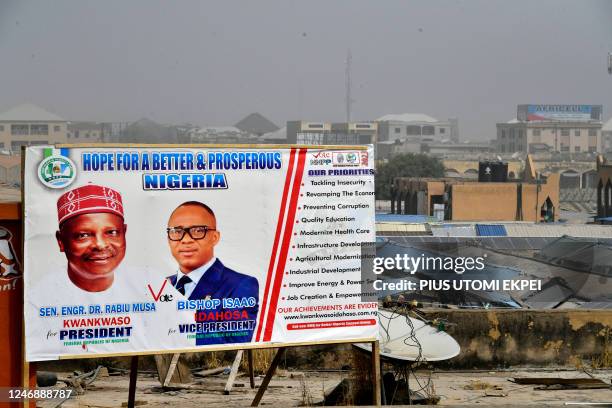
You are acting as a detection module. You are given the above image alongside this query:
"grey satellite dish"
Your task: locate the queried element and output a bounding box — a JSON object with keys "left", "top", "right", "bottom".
{"left": 355, "top": 310, "right": 460, "bottom": 362}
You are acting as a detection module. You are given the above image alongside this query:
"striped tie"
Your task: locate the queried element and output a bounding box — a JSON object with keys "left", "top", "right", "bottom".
{"left": 175, "top": 275, "right": 192, "bottom": 296}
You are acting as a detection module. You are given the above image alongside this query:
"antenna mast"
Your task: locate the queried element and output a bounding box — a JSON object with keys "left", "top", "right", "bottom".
{"left": 345, "top": 49, "right": 353, "bottom": 123}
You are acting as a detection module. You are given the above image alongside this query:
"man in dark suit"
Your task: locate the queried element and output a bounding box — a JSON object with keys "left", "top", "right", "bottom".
{"left": 166, "top": 201, "right": 258, "bottom": 345}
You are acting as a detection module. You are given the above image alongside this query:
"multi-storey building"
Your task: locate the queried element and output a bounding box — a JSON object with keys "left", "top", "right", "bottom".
{"left": 602, "top": 117, "right": 612, "bottom": 153}
{"left": 377, "top": 114, "right": 459, "bottom": 143}
{"left": 0, "top": 104, "right": 67, "bottom": 152}
{"left": 496, "top": 105, "right": 603, "bottom": 155}
{"left": 286, "top": 121, "right": 376, "bottom": 145}
{"left": 67, "top": 122, "right": 107, "bottom": 142}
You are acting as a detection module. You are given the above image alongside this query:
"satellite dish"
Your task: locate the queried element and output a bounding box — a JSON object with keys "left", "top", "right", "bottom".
{"left": 355, "top": 309, "right": 460, "bottom": 362}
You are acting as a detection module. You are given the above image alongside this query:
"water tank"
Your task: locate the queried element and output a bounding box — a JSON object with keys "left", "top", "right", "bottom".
{"left": 478, "top": 161, "right": 508, "bottom": 182}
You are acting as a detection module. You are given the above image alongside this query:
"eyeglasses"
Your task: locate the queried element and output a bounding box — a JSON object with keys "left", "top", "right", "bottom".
{"left": 166, "top": 225, "right": 215, "bottom": 241}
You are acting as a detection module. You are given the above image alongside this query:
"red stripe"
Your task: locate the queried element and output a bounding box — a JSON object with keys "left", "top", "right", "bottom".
{"left": 255, "top": 148, "right": 297, "bottom": 341}
{"left": 263, "top": 148, "right": 307, "bottom": 341}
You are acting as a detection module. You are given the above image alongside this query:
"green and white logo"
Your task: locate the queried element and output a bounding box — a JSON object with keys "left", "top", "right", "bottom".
{"left": 37, "top": 150, "right": 77, "bottom": 189}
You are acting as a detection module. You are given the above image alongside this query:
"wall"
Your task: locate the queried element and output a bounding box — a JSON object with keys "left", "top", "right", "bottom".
{"left": 443, "top": 160, "right": 523, "bottom": 178}
{"left": 393, "top": 179, "right": 445, "bottom": 215}
{"left": 420, "top": 309, "right": 612, "bottom": 369}
{"left": 451, "top": 183, "right": 518, "bottom": 221}
{"left": 596, "top": 156, "right": 612, "bottom": 217}
{"left": 394, "top": 174, "right": 559, "bottom": 221}
{"left": 520, "top": 173, "right": 560, "bottom": 222}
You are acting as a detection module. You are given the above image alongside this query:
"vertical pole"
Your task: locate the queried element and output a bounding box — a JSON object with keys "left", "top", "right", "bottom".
{"left": 535, "top": 175, "right": 540, "bottom": 223}
{"left": 21, "top": 361, "right": 30, "bottom": 408}
{"left": 251, "top": 348, "right": 285, "bottom": 407}
{"left": 127, "top": 355, "right": 139, "bottom": 408}
{"left": 371, "top": 341, "right": 381, "bottom": 407}
{"left": 162, "top": 353, "right": 181, "bottom": 387}
{"left": 224, "top": 350, "right": 244, "bottom": 394}
{"left": 247, "top": 349, "right": 255, "bottom": 389}
{"left": 22, "top": 236, "right": 34, "bottom": 408}
{"left": 380, "top": 360, "right": 387, "bottom": 406}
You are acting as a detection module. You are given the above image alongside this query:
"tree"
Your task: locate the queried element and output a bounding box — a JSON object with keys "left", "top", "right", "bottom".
{"left": 375, "top": 153, "right": 445, "bottom": 199}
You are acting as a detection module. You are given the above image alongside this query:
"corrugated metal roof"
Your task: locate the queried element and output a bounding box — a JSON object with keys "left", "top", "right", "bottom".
{"left": 578, "top": 301, "right": 612, "bottom": 309}
{"left": 524, "top": 284, "right": 574, "bottom": 309}
{"left": 376, "top": 223, "right": 428, "bottom": 233}
{"left": 476, "top": 224, "right": 507, "bottom": 236}
{"left": 504, "top": 224, "right": 612, "bottom": 238}
{"left": 261, "top": 127, "right": 286, "bottom": 140}
{"left": 431, "top": 225, "right": 476, "bottom": 237}
{"left": 579, "top": 295, "right": 612, "bottom": 309}
{"left": 375, "top": 214, "right": 433, "bottom": 223}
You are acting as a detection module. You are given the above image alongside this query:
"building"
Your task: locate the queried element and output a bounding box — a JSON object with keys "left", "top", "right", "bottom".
{"left": 67, "top": 122, "right": 106, "bottom": 142}
{"left": 376, "top": 113, "right": 459, "bottom": 143}
{"left": 113, "top": 118, "right": 178, "bottom": 143}
{"left": 496, "top": 105, "right": 603, "bottom": 155}
{"left": 287, "top": 121, "right": 330, "bottom": 144}
{"left": 602, "top": 117, "right": 612, "bottom": 153}
{"left": 260, "top": 127, "right": 287, "bottom": 143}
{"left": 596, "top": 155, "right": 612, "bottom": 220}
{"left": 0, "top": 103, "right": 67, "bottom": 153}
{"left": 234, "top": 113, "right": 279, "bottom": 136}
{"left": 424, "top": 141, "right": 492, "bottom": 158}
{"left": 286, "top": 121, "right": 377, "bottom": 145}
{"left": 377, "top": 139, "right": 422, "bottom": 161}
{"left": 443, "top": 159, "right": 523, "bottom": 180}
{"left": 391, "top": 155, "right": 560, "bottom": 222}
{"left": 0, "top": 155, "right": 20, "bottom": 185}
{"left": 330, "top": 122, "right": 377, "bottom": 144}
{"left": 185, "top": 125, "right": 258, "bottom": 144}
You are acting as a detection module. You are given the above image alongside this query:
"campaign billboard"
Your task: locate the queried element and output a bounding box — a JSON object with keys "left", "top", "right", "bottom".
{"left": 517, "top": 104, "right": 602, "bottom": 122}
{"left": 23, "top": 145, "right": 377, "bottom": 361}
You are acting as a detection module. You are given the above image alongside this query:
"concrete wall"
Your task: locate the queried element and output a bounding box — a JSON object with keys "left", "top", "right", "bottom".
{"left": 451, "top": 183, "right": 518, "bottom": 221}
{"left": 596, "top": 155, "right": 612, "bottom": 217}
{"left": 521, "top": 173, "right": 560, "bottom": 222}
{"left": 394, "top": 173, "right": 559, "bottom": 221}
{"left": 421, "top": 309, "right": 612, "bottom": 369}
{"left": 393, "top": 179, "right": 446, "bottom": 215}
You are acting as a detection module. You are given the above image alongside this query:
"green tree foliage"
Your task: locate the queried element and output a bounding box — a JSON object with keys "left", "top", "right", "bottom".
{"left": 375, "top": 153, "right": 444, "bottom": 199}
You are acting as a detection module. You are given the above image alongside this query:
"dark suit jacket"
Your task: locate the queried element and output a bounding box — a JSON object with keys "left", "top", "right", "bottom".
{"left": 168, "top": 259, "right": 259, "bottom": 345}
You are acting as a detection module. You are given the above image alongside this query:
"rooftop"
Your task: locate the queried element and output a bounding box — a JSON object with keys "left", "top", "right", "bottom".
{"left": 376, "top": 113, "right": 439, "bottom": 123}
{"left": 0, "top": 103, "right": 65, "bottom": 122}
{"left": 234, "top": 112, "right": 279, "bottom": 135}
{"left": 261, "top": 126, "right": 287, "bottom": 141}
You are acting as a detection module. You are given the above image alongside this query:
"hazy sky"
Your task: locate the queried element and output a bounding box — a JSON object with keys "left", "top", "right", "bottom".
{"left": 1, "top": 0, "right": 611, "bottom": 140}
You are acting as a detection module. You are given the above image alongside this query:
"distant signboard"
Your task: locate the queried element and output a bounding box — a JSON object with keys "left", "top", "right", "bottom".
{"left": 518, "top": 105, "right": 602, "bottom": 122}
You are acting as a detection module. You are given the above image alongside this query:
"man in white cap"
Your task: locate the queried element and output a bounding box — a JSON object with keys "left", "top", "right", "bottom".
{"left": 56, "top": 184, "right": 127, "bottom": 292}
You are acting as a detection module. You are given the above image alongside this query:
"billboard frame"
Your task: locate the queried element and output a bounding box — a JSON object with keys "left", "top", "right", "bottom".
{"left": 21, "top": 143, "right": 381, "bottom": 407}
